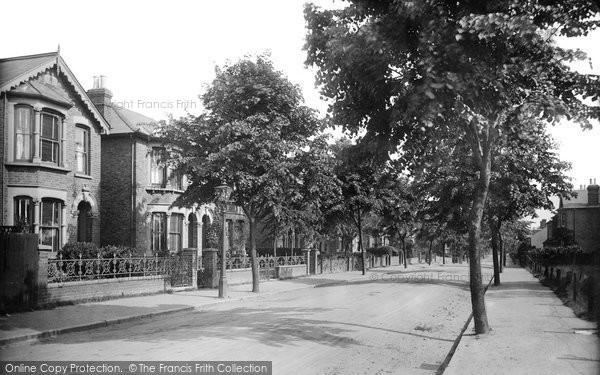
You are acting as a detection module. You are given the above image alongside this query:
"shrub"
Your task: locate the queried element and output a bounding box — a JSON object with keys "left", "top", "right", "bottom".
{"left": 99, "top": 245, "right": 147, "bottom": 258}
{"left": 366, "top": 246, "right": 399, "bottom": 256}
{"left": 60, "top": 242, "right": 99, "bottom": 259}
{"left": 530, "top": 245, "right": 583, "bottom": 266}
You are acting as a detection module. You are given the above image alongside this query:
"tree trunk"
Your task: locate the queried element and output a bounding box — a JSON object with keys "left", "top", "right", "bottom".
{"left": 428, "top": 240, "right": 432, "bottom": 266}
{"left": 357, "top": 210, "right": 366, "bottom": 275}
{"left": 468, "top": 151, "right": 492, "bottom": 335}
{"left": 499, "top": 230, "right": 505, "bottom": 270}
{"left": 490, "top": 219, "right": 501, "bottom": 286}
{"left": 248, "top": 215, "right": 260, "bottom": 293}
{"left": 401, "top": 236, "right": 407, "bottom": 268}
{"left": 442, "top": 242, "right": 446, "bottom": 264}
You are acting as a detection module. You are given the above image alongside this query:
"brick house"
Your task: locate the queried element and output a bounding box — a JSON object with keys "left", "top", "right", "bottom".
{"left": 0, "top": 52, "right": 110, "bottom": 255}
{"left": 86, "top": 78, "right": 210, "bottom": 254}
{"left": 546, "top": 180, "right": 600, "bottom": 253}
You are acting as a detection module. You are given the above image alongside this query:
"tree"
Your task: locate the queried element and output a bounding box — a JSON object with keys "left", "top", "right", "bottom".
{"left": 161, "top": 55, "right": 321, "bottom": 292}
{"left": 328, "top": 138, "right": 390, "bottom": 274}
{"left": 380, "top": 174, "right": 416, "bottom": 267}
{"left": 305, "top": 0, "right": 599, "bottom": 333}
{"left": 486, "top": 118, "right": 573, "bottom": 285}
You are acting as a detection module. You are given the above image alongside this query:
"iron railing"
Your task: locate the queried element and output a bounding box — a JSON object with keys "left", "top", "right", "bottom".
{"left": 47, "top": 254, "right": 181, "bottom": 284}
{"left": 217, "top": 255, "right": 305, "bottom": 270}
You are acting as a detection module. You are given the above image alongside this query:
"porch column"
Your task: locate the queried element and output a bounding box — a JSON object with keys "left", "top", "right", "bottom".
{"left": 165, "top": 212, "right": 172, "bottom": 252}
{"left": 33, "top": 199, "right": 41, "bottom": 234}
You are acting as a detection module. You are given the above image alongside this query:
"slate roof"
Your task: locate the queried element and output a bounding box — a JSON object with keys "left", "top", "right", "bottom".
{"left": 106, "top": 105, "right": 156, "bottom": 135}
{"left": 560, "top": 189, "right": 596, "bottom": 209}
{"left": 0, "top": 52, "right": 56, "bottom": 87}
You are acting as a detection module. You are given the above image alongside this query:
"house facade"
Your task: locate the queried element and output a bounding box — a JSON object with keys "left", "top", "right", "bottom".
{"left": 0, "top": 52, "right": 110, "bottom": 255}
{"left": 87, "top": 78, "right": 211, "bottom": 254}
{"left": 546, "top": 180, "right": 600, "bottom": 253}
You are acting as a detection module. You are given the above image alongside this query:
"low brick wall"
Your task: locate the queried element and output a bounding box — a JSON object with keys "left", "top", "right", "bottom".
{"left": 276, "top": 265, "right": 306, "bottom": 280}
{"left": 39, "top": 276, "right": 171, "bottom": 306}
{"left": 224, "top": 269, "right": 254, "bottom": 286}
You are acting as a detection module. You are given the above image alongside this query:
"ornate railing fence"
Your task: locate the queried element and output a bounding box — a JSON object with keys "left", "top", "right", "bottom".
{"left": 319, "top": 256, "right": 363, "bottom": 274}
{"left": 217, "top": 255, "right": 305, "bottom": 270}
{"left": 47, "top": 254, "right": 183, "bottom": 284}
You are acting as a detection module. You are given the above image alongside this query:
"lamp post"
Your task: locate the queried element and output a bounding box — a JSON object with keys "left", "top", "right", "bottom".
{"left": 215, "top": 185, "right": 232, "bottom": 299}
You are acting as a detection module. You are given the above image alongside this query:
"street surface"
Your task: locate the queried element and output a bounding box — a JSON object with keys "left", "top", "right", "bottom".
{"left": 0, "top": 264, "right": 479, "bottom": 374}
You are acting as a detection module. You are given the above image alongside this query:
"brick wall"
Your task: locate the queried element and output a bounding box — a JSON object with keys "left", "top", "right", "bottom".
{"left": 100, "top": 136, "right": 133, "bottom": 246}
{"left": 39, "top": 276, "right": 170, "bottom": 306}
{"left": 572, "top": 208, "right": 600, "bottom": 253}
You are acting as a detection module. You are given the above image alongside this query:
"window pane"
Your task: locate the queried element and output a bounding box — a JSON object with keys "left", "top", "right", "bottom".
{"left": 42, "top": 115, "right": 54, "bottom": 138}
{"left": 14, "top": 197, "right": 32, "bottom": 225}
{"left": 40, "top": 200, "right": 61, "bottom": 252}
{"left": 75, "top": 127, "right": 88, "bottom": 174}
{"left": 151, "top": 148, "right": 165, "bottom": 185}
{"left": 41, "top": 140, "right": 53, "bottom": 162}
{"left": 15, "top": 107, "right": 32, "bottom": 160}
{"left": 15, "top": 107, "right": 32, "bottom": 132}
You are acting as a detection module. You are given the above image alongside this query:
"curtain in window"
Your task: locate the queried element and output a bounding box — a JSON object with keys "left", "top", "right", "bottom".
{"left": 15, "top": 107, "right": 33, "bottom": 161}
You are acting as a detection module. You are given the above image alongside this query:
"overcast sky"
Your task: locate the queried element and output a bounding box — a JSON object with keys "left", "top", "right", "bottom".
{"left": 2, "top": 0, "right": 598, "bottom": 224}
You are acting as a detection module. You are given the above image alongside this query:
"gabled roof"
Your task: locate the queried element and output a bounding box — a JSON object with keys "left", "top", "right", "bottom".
{"left": 0, "top": 51, "right": 110, "bottom": 134}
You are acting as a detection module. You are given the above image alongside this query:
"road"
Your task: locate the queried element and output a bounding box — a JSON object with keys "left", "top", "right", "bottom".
{"left": 0, "top": 264, "right": 478, "bottom": 374}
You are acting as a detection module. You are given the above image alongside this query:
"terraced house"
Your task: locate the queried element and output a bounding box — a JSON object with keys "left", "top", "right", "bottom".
{"left": 0, "top": 52, "right": 110, "bottom": 254}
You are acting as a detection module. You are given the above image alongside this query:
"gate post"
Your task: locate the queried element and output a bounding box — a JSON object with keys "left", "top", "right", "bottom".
{"left": 182, "top": 248, "right": 198, "bottom": 289}
{"left": 199, "top": 248, "right": 219, "bottom": 288}
{"left": 302, "top": 249, "right": 310, "bottom": 275}
{"left": 310, "top": 249, "right": 319, "bottom": 274}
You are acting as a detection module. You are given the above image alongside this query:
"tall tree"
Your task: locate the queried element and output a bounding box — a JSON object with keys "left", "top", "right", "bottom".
{"left": 305, "top": 0, "right": 599, "bottom": 333}
{"left": 161, "top": 55, "right": 321, "bottom": 292}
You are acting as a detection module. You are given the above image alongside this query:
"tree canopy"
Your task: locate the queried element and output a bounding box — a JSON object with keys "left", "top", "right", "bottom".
{"left": 160, "top": 54, "right": 323, "bottom": 292}
{"left": 305, "top": 0, "right": 599, "bottom": 333}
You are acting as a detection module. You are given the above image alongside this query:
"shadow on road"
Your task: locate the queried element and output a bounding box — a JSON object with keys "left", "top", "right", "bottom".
{"left": 34, "top": 301, "right": 461, "bottom": 349}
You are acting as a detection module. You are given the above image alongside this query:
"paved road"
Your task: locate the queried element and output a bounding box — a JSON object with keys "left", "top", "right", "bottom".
{"left": 0, "top": 265, "right": 476, "bottom": 374}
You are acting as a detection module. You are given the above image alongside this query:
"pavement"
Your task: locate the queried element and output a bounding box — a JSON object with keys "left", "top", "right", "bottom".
{"left": 444, "top": 261, "right": 600, "bottom": 375}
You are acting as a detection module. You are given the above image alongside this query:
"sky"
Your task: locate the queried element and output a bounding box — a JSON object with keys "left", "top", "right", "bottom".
{"left": 2, "top": 0, "right": 598, "bottom": 226}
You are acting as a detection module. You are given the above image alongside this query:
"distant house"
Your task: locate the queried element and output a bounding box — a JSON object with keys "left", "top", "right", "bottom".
{"left": 0, "top": 51, "right": 110, "bottom": 254}
{"left": 529, "top": 219, "right": 548, "bottom": 249}
{"left": 546, "top": 180, "right": 600, "bottom": 253}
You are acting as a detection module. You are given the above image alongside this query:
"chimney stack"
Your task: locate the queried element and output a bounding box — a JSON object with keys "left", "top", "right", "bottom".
{"left": 587, "top": 178, "right": 599, "bottom": 206}
{"left": 87, "top": 75, "right": 112, "bottom": 116}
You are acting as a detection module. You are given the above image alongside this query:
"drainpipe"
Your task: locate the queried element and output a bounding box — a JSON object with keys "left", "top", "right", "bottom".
{"left": 130, "top": 134, "right": 137, "bottom": 248}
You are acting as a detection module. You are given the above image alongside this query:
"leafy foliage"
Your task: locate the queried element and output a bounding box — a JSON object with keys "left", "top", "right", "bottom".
{"left": 60, "top": 243, "right": 146, "bottom": 259}
{"left": 305, "top": 0, "right": 599, "bottom": 334}
{"left": 159, "top": 54, "right": 325, "bottom": 292}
